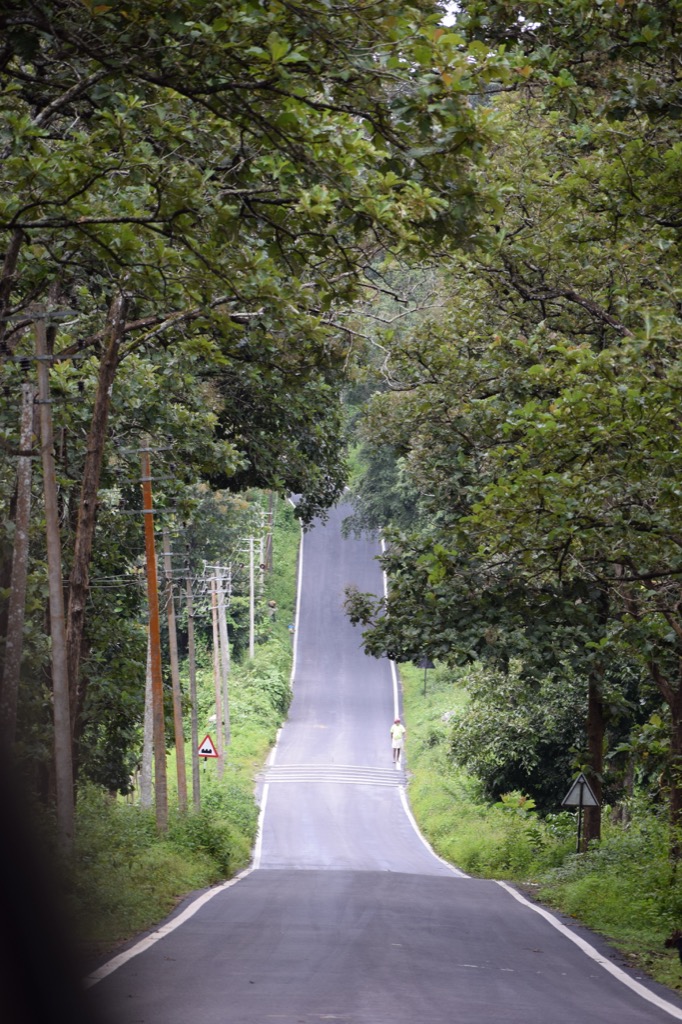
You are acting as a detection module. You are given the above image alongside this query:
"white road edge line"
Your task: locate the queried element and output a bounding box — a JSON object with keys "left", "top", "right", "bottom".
{"left": 254, "top": 506, "right": 303, "bottom": 868}
{"left": 380, "top": 538, "right": 469, "bottom": 880}
{"left": 398, "top": 786, "right": 469, "bottom": 878}
{"left": 497, "top": 881, "right": 682, "bottom": 1019}
{"left": 88, "top": 512, "right": 306, "bottom": 983}
{"left": 381, "top": 528, "right": 682, "bottom": 1012}
{"left": 289, "top": 499, "right": 304, "bottom": 687}
{"left": 84, "top": 868, "right": 253, "bottom": 988}
{"left": 251, "top": 776, "right": 270, "bottom": 869}
{"left": 380, "top": 537, "right": 401, "bottom": 721}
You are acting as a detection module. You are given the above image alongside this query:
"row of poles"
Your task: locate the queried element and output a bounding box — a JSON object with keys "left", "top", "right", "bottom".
{"left": 139, "top": 454, "right": 271, "bottom": 831}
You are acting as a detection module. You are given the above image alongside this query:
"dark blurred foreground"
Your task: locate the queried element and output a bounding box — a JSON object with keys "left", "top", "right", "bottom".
{"left": 0, "top": 751, "right": 104, "bottom": 1024}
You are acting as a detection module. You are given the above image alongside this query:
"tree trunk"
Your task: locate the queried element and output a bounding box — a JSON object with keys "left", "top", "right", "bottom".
{"left": 210, "top": 576, "right": 224, "bottom": 780}
{"left": 0, "top": 228, "right": 23, "bottom": 349}
{"left": 649, "top": 660, "right": 682, "bottom": 860}
{"left": 141, "top": 448, "right": 167, "bottom": 832}
{"left": 217, "top": 567, "right": 231, "bottom": 750}
{"left": 583, "top": 671, "right": 605, "bottom": 848}
{"left": 248, "top": 537, "right": 255, "bottom": 659}
{"left": 36, "top": 314, "right": 74, "bottom": 852}
{"left": 66, "top": 291, "right": 128, "bottom": 754}
{"left": 1, "top": 383, "right": 35, "bottom": 748}
{"left": 669, "top": 688, "right": 682, "bottom": 860}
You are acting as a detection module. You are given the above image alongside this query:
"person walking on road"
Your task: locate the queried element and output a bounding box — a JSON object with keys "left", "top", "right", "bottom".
{"left": 390, "top": 717, "right": 406, "bottom": 765}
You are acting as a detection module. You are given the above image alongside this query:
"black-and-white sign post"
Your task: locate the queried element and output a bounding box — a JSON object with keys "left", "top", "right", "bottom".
{"left": 561, "top": 772, "right": 600, "bottom": 853}
{"left": 416, "top": 656, "right": 435, "bottom": 696}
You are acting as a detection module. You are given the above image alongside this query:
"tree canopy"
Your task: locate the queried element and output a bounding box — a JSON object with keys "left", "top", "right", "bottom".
{"left": 1, "top": 0, "right": 511, "bottom": 834}
{"left": 344, "top": 6, "right": 682, "bottom": 847}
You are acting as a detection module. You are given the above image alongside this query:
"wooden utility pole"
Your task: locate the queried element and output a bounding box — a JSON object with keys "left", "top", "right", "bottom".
{"left": 139, "top": 637, "right": 153, "bottom": 809}
{"left": 140, "top": 448, "right": 167, "bottom": 831}
{"left": 210, "top": 575, "right": 224, "bottom": 779}
{"left": 185, "top": 560, "right": 200, "bottom": 811}
{"left": 216, "top": 567, "right": 231, "bottom": 751}
{"left": 163, "top": 529, "right": 187, "bottom": 814}
{"left": 36, "top": 315, "right": 74, "bottom": 851}
{"left": 1, "top": 382, "right": 35, "bottom": 748}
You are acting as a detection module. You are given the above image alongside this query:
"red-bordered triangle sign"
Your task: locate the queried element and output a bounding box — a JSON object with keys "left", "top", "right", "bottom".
{"left": 198, "top": 733, "right": 219, "bottom": 758}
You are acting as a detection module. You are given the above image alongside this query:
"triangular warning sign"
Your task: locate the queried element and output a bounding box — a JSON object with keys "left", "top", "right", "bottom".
{"left": 198, "top": 733, "right": 219, "bottom": 758}
{"left": 561, "top": 772, "right": 599, "bottom": 807}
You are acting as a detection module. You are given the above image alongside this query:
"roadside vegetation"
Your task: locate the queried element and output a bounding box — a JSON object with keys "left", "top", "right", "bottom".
{"left": 55, "top": 498, "right": 300, "bottom": 960}
{"left": 399, "top": 660, "right": 682, "bottom": 993}
{"left": 2, "top": 0, "right": 682, "bottom": 1003}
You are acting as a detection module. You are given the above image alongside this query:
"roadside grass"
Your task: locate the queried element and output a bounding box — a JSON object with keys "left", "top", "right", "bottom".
{"left": 63, "top": 496, "right": 300, "bottom": 960}
{"left": 537, "top": 814, "right": 682, "bottom": 990}
{"left": 400, "top": 660, "right": 682, "bottom": 993}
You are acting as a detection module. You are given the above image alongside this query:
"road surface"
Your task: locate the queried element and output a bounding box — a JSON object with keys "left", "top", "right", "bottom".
{"left": 87, "top": 503, "right": 682, "bottom": 1024}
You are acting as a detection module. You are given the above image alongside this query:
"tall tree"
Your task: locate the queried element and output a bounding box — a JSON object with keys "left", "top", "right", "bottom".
{"left": 1, "top": 1, "right": 506, "bottom": 817}
{"left": 345, "top": 88, "right": 682, "bottom": 846}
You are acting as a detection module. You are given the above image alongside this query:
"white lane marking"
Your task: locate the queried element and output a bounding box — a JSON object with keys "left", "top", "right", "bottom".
{"left": 290, "top": 511, "right": 304, "bottom": 688}
{"left": 497, "top": 881, "right": 682, "bottom": 1019}
{"left": 254, "top": 511, "right": 303, "bottom": 866}
{"left": 265, "top": 777, "right": 403, "bottom": 789}
{"left": 399, "top": 786, "right": 466, "bottom": 876}
{"left": 380, "top": 540, "right": 468, "bottom": 879}
{"left": 380, "top": 538, "right": 401, "bottom": 721}
{"left": 264, "top": 762, "right": 404, "bottom": 778}
{"left": 88, "top": 518, "right": 307, "bottom": 984}
{"left": 84, "top": 868, "right": 253, "bottom": 987}
{"left": 252, "top": 779, "right": 270, "bottom": 870}
{"left": 395, "top": 786, "right": 464, "bottom": 876}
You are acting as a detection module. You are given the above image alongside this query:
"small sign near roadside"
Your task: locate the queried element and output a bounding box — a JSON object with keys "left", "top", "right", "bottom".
{"left": 198, "top": 734, "right": 219, "bottom": 759}
{"left": 562, "top": 772, "right": 599, "bottom": 853}
{"left": 561, "top": 772, "right": 599, "bottom": 808}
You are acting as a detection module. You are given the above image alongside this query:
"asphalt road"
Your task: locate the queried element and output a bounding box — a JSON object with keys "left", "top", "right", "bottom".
{"left": 87, "top": 502, "right": 682, "bottom": 1024}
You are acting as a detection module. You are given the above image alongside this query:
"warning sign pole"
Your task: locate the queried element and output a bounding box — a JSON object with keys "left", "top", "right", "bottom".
{"left": 561, "top": 773, "right": 599, "bottom": 853}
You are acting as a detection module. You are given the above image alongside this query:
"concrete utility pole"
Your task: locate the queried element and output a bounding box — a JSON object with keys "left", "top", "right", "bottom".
{"left": 36, "top": 314, "right": 74, "bottom": 852}
{"left": 210, "top": 574, "right": 224, "bottom": 779}
{"left": 163, "top": 529, "right": 187, "bottom": 814}
{"left": 265, "top": 490, "right": 274, "bottom": 571}
{"left": 140, "top": 448, "right": 167, "bottom": 832}
{"left": 216, "top": 566, "right": 231, "bottom": 751}
{"left": 185, "top": 557, "right": 200, "bottom": 811}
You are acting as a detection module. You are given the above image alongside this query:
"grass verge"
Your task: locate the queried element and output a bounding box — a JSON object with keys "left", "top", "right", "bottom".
{"left": 399, "top": 659, "right": 682, "bottom": 993}
{"left": 61, "top": 496, "right": 300, "bottom": 960}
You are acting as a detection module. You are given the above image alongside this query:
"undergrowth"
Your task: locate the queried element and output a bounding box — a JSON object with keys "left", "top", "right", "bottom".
{"left": 399, "top": 660, "right": 682, "bottom": 993}
{"left": 61, "top": 497, "right": 300, "bottom": 959}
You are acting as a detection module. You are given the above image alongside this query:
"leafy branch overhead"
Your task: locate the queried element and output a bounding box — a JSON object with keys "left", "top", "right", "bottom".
{"left": 0, "top": 1, "right": 506, "bottom": 819}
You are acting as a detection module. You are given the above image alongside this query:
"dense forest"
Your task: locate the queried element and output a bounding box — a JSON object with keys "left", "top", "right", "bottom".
{"left": 0, "top": 0, "right": 681, "bottom": 891}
